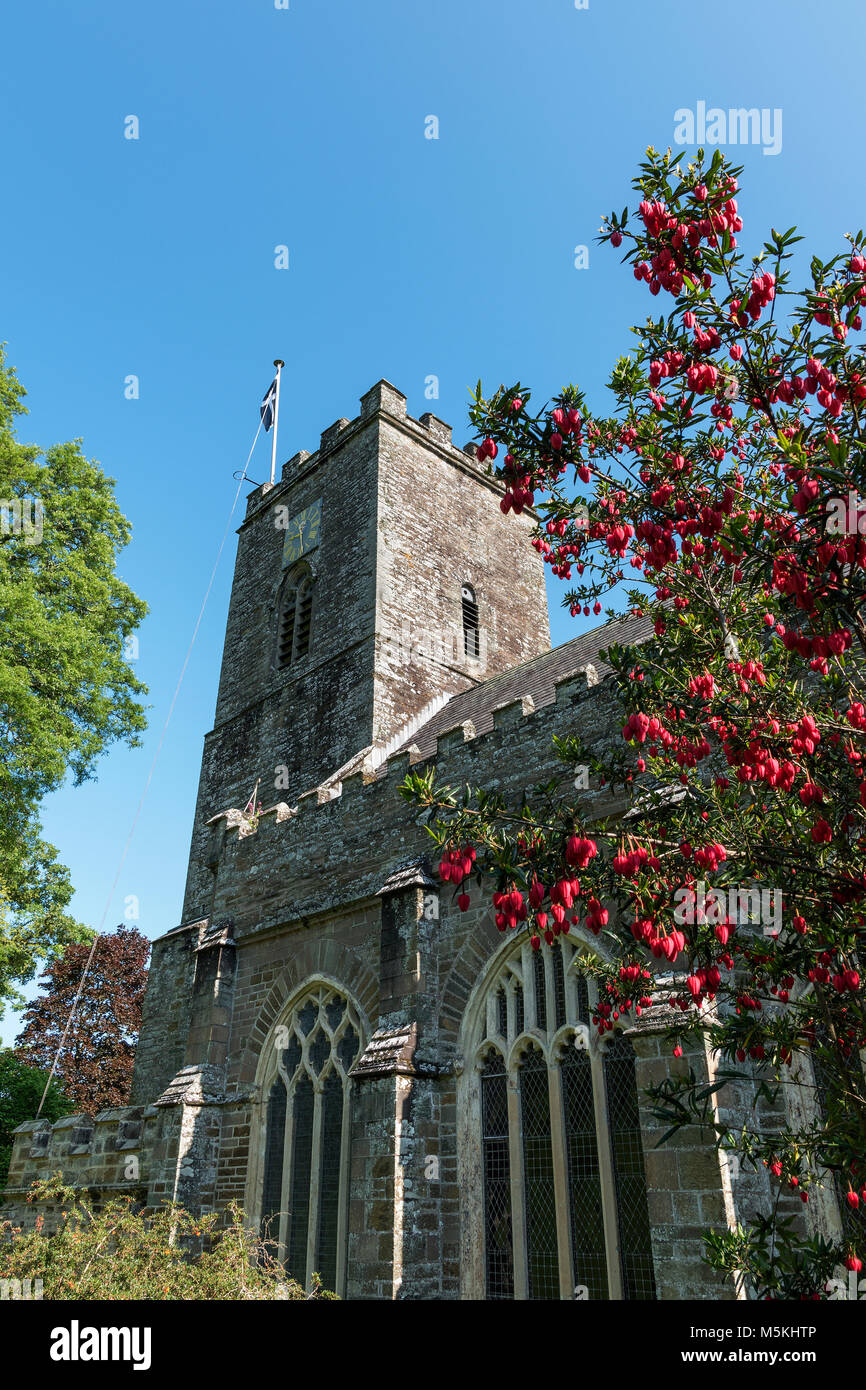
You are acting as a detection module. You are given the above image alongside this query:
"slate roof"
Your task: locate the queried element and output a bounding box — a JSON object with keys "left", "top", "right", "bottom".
{"left": 392, "top": 611, "right": 655, "bottom": 763}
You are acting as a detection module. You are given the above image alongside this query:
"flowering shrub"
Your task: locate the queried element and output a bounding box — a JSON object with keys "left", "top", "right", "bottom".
{"left": 0, "top": 1177, "right": 334, "bottom": 1299}
{"left": 403, "top": 147, "right": 866, "bottom": 1299}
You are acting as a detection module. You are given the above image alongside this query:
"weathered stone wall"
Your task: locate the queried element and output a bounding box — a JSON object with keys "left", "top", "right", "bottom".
{"left": 102, "top": 638, "right": 636, "bottom": 1297}
{"left": 2, "top": 1108, "right": 153, "bottom": 1232}
{"left": 204, "top": 663, "right": 623, "bottom": 946}
{"left": 629, "top": 1025, "right": 737, "bottom": 1299}
{"left": 180, "top": 398, "right": 381, "bottom": 925}
{"left": 4, "top": 630, "right": 813, "bottom": 1299}
{"left": 373, "top": 399, "right": 550, "bottom": 746}
{"left": 130, "top": 926, "right": 197, "bottom": 1103}
{"left": 179, "top": 379, "right": 547, "bottom": 927}
{"left": 176, "top": 668, "right": 639, "bottom": 1298}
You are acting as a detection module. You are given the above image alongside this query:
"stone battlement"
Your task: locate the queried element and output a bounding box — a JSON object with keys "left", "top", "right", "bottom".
{"left": 2, "top": 1108, "right": 153, "bottom": 1225}
{"left": 173, "top": 647, "right": 629, "bottom": 963}
{"left": 242, "top": 379, "right": 503, "bottom": 524}
{"left": 205, "top": 657, "right": 607, "bottom": 846}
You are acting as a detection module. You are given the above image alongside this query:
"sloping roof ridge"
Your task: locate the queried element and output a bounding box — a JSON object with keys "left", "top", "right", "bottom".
{"left": 431, "top": 612, "right": 635, "bottom": 705}
{"left": 464, "top": 622, "right": 608, "bottom": 693}
{"left": 367, "top": 689, "right": 454, "bottom": 770}
{"left": 386, "top": 611, "right": 655, "bottom": 762}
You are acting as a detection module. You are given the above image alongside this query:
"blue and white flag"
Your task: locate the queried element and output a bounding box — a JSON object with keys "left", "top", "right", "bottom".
{"left": 260, "top": 377, "right": 278, "bottom": 431}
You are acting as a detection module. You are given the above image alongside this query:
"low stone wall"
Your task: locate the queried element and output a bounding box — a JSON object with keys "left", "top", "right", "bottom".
{"left": 3, "top": 1106, "right": 162, "bottom": 1233}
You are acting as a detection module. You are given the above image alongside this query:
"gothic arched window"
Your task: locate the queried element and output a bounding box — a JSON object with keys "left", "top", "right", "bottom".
{"left": 462, "top": 583, "right": 480, "bottom": 658}
{"left": 258, "top": 984, "right": 363, "bottom": 1294}
{"left": 278, "top": 564, "right": 314, "bottom": 668}
{"left": 467, "top": 936, "right": 656, "bottom": 1301}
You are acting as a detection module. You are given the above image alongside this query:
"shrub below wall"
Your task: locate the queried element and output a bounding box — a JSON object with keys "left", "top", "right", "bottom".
{"left": 0, "top": 1177, "right": 336, "bottom": 1300}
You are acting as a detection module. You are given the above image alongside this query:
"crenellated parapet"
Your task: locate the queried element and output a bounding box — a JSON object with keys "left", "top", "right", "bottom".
{"left": 2, "top": 1107, "right": 158, "bottom": 1230}
{"left": 210, "top": 657, "right": 612, "bottom": 839}
{"left": 185, "top": 649, "right": 631, "bottom": 953}
{"left": 242, "top": 379, "right": 514, "bottom": 528}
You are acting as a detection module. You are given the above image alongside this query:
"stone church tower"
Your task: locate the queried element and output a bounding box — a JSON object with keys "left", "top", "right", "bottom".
{"left": 7, "top": 380, "right": 818, "bottom": 1300}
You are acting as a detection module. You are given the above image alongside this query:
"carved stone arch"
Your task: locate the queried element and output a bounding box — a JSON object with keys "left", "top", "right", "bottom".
{"left": 269, "top": 558, "right": 313, "bottom": 628}
{"left": 240, "top": 936, "right": 377, "bottom": 1084}
{"left": 548, "top": 1023, "right": 582, "bottom": 1065}
{"left": 440, "top": 916, "right": 503, "bottom": 1047}
{"left": 439, "top": 917, "right": 500, "bottom": 1056}
{"left": 507, "top": 1031, "right": 550, "bottom": 1071}
{"left": 475, "top": 1038, "right": 507, "bottom": 1073}
{"left": 251, "top": 972, "right": 368, "bottom": 1091}
{"left": 273, "top": 555, "right": 319, "bottom": 608}
{"left": 455, "top": 921, "right": 611, "bottom": 1068}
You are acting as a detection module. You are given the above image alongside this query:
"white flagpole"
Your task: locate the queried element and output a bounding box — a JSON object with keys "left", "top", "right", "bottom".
{"left": 270, "top": 358, "right": 285, "bottom": 486}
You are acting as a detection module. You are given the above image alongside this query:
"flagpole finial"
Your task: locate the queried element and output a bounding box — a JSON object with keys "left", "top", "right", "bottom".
{"left": 274, "top": 359, "right": 285, "bottom": 369}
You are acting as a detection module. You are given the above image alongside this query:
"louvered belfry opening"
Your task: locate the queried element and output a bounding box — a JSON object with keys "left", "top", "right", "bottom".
{"left": 294, "top": 577, "right": 313, "bottom": 658}
{"left": 472, "top": 936, "right": 656, "bottom": 1301}
{"left": 462, "top": 582, "right": 480, "bottom": 657}
{"left": 278, "top": 596, "right": 296, "bottom": 667}
{"left": 279, "top": 565, "right": 313, "bottom": 668}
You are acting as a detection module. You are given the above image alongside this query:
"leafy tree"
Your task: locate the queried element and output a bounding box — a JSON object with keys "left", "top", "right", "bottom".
{"left": 0, "top": 1178, "right": 335, "bottom": 1299}
{"left": 403, "top": 148, "right": 866, "bottom": 1298}
{"left": 0, "top": 1050, "right": 71, "bottom": 1188}
{"left": 0, "top": 344, "right": 147, "bottom": 1011}
{"left": 15, "top": 924, "right": 150, "bottom": 1114}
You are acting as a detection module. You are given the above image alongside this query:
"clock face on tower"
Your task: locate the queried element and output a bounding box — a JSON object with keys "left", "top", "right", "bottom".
{"left": 282, "top": 498, "right": 322, "bottom": 567}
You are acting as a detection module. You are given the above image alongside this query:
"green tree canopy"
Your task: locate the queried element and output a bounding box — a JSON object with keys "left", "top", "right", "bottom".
{"left": 0, "top": 1049, "right": 71, "bottom": 1188}
{"left": 0, "top": 343, "right": 148, "bottom": 1010}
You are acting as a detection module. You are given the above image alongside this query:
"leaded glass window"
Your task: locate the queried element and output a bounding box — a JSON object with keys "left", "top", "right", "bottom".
{"left": 481, "top": 1052, "right": 514, "bottom": 1299}
{"left": 553, "top": 948, "right": 567, "bottom": 1031}
{"left": 604, "top": 1033, "right": 657, "bottom": 1300}
{"left": 260, "top": 1078, "right": 287, "bottom": 1257}
{"left": 258, "top": 984, "right": 363, "bottom": 1296}
{"left": 562, "top": 1049, "right": 608, "bottom": 1300}
{"left": 513, "top": 979, "right": 524, "bottom": 1035}
{"left": 496, "top": 986, "right": 508, "bottom": 1040}
{"left": 287, "top": 1076, "right": 314, "bottom": 1277}
{"left": 470, "top": 935, "right": 655, "bottom": 1301}
{"left": 520, "top": 1045, "right": 558, "bottom": 1298}
{"left": 533, "top": 951, "right": 547, "bottom": 1032}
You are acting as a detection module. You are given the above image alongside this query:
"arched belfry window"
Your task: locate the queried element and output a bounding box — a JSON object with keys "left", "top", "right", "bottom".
{"left": 467, "top": 936, "right": 655, "bottom": 1301}
{"left": 257, "top": 984, "right": 363, "bottom": 1295}
{"left": 462, "top": 583, "right": 480, "bottom": 658}
{"left": 278, "top": 564, "right": 314, "bottom": 668}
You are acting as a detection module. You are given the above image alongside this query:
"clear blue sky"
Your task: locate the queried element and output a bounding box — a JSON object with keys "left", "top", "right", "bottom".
{"left": 1, "top": 0, "right": 862, "bottom": 1038}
